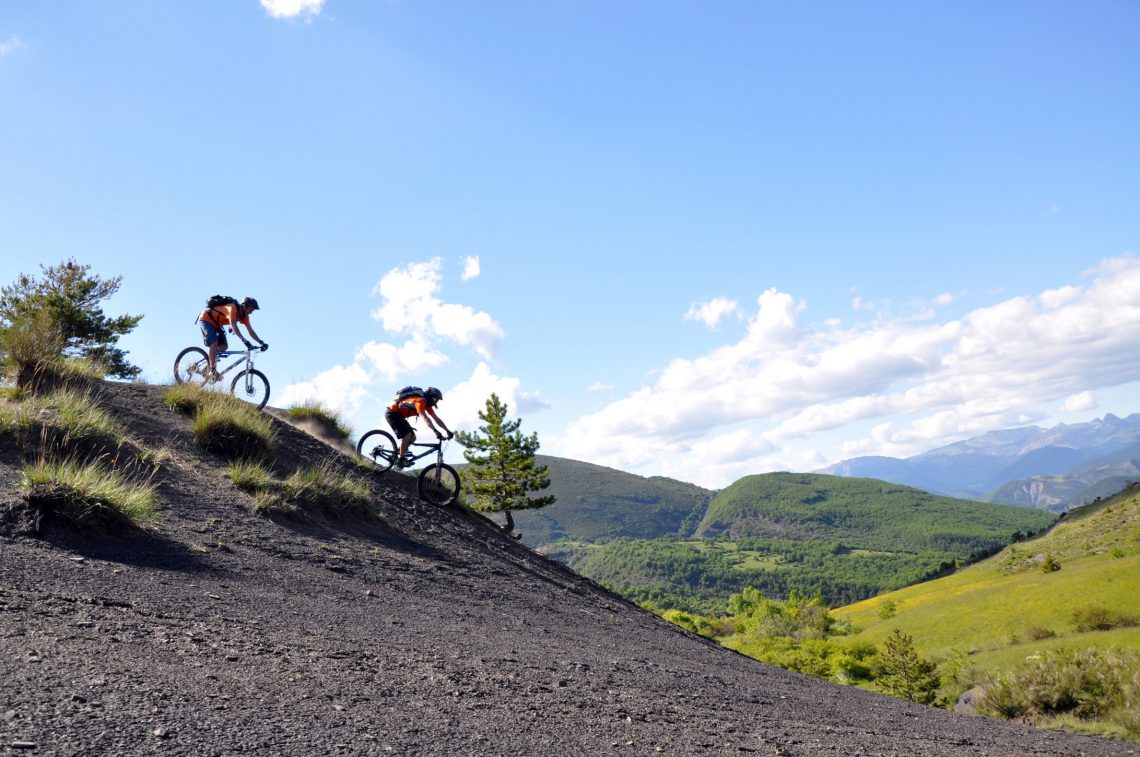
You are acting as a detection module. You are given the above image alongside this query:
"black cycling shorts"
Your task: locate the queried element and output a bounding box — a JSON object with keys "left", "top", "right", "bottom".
{"left": 385, "top": 409, "right": 414, "bottom": 440}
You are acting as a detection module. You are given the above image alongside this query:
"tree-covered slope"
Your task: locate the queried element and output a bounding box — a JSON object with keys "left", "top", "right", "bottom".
{"left": 506, "top": 455, "right": 713, "bottom": 545}
{"left": 694, "top": 472, "right": 1056, "bottom": 552}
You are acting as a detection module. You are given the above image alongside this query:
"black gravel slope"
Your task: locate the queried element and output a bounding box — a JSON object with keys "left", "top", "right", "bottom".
{"left": 0, "top": 382, "right": 1134, "bottom": 756}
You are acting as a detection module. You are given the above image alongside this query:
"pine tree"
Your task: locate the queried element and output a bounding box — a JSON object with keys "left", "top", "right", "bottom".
{"left": 456, "top": 394, "right": 555, "bottom": 523}
{"left": 876, "top": 629, "right": 940, "bottom": 704}
{"left": 0, "top": 259, "right": 143, "bottom": 380}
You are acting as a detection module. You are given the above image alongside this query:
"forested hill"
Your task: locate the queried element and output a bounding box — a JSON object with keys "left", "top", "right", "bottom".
{"left": 695, "top": 472, "right": 1057, "bottom": 552}
{"left": 507, "top": 455, "right": 713, "bottom": 545}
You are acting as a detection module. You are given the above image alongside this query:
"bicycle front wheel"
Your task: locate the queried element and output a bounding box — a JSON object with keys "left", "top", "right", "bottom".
{"left": 418, "top": 463, "right": 460, "bottom": 506}
{"left": 356, "top": 429, "right": 398, "bottom": 472}
{"left": 174, "top": 347, "right": 210, "bottom": 386}
{"left": 230, "top": 369, "right": 270, "bottom": 410}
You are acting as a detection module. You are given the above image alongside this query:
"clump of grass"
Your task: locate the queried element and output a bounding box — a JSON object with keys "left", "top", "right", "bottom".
{"left": 229, "top": 460, "right": 274, "bottom": 493}
{"left": 1071, "top": 605, "right": 1139, "bottom": 632}
{"left": 281, "top": 462, "right": 372, "bottom": 513}
{"left": 284, "top": 401, "right": 352, "bottom": 439}
{"left": 20, "top": 456, "right": 157, "bottom": 527}
{"left": 172, "top": 390, "right": 277, "bottom": 461}
{"left": 164, "top": 384, "right": 276, "bottom": 460}
{"left": 977, "top": 647, "right": 1140, "bottom": 740}
{"left": 0, "top": 387, "right": 125, "bottom": 455}
{"left": 163, "top": 382, "right": 209, "bottom": 415}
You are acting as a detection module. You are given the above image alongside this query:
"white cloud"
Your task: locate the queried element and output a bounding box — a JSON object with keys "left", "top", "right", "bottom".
{"left": 446, "top": 363, "right": 551, "bottom": 432}
{"left": 587, "top": 382, "right": 614, "bottom": 392}
{"left": 260, "top": 0, "right": 324, "bottom": 19}
{"left": 461, "top": 256, "right": 481, "bottom": 282}
{"left": 371, "top": 258, "right": 504, "bottom": 360}
{"left": 280, "top": 258, "right": 531, "bottom": 443}
{"left": 0, "top": 35, "right": 24, "bottom": 56}
{"left": 277, "top": 338, "right": 448, "bottom": 416}
{"left": 556, "top": 254, "right": 1140, "bottom": 486}
{"left": 933, "top": 292, "right": 955, "bottom": 306}
{"left": 684, "top": 297, "right": 738, "bottom": 329}
{"left": 1062, "top": 391, "right": 1096, "bottom": 413}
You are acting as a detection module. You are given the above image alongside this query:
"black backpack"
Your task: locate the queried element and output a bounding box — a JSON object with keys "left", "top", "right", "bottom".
{"left": 394, "top": 386, "right": 424, "bottom": 402}
{"left": 206, "top": 294, "right": 238, "bottom": 309}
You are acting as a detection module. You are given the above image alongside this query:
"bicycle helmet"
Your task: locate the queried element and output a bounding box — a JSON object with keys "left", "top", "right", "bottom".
{"left": 424, "top": 386, "right": 443, "bottom": 404}
{"left": 241, "top": 297, "right": 260, "bottom": 312}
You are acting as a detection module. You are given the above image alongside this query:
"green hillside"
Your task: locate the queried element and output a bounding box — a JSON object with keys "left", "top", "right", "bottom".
{"left": 696, "top": 473, "right": 1056, "bottom": 550}
{"left": 507, "top": 455, "right": 712, "bottom": 545}
{"left": 834, "top": 482, "right": 1140, "bottom": 659}
{"left": 527, "top": 468, "right": 1055, "bottom": 613}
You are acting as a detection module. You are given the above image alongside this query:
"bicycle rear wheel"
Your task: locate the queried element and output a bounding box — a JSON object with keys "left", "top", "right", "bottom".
{"left": 356, "top": 429, "right": 398, "bottom": 473}
{"left": 418, "top": 463, "right": 460, "bottom": 506}
{"left": 174, "top": 347, "right": 210, "bottom": 385}
{"left": 230, "top": 369, "right": 270, "bottom": 410}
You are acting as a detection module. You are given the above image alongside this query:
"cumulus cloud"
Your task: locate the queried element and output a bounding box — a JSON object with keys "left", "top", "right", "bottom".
{"left": 280, "top": 258, "right": 533, "bottom": 442}
{"left": 933, "top": 292, "right": 955, "bottom": 306}
{"left": 461, "top": 256, "right": 481, "bottom": 281}
{"left": 276, "top": 338, "right": 449, "bottom": 416}
{"left": 0, "top": 34, "right": 24, "bottom": 56}
{"left": 1062, "top": 391, "right": 1097, "bottom": 413}
{"left": 684, "top": 297, "right": 738, "bottom": 329}
{"left": 372, "top": 258, "right": 504, "bottom": 360}
{"left": 557, "top": 254, "right": 1140, "bottom": 486}
{"left": 260, "top": 0, "right": 324, "bottom": 19}
{"left": 446, "top": 363, "right": 551, "bottom": 432}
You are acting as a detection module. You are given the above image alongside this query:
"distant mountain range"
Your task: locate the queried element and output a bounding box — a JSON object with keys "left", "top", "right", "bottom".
{"left": 816, "top": 413, "right": 1140, "bottom": 512}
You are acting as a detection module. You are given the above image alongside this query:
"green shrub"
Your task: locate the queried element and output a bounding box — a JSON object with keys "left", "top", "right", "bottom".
{"left": 878, "top": 599, "right": 898, "bottom": 619}
{"left": 875, "top": 629, "right": 940, "bottom": 704}
{"left": 1071, "top": 605, "right": 1139, "bottom": 632}
{"left": 977, "top": 647, "right": 1140, "bottom": 738}
{"left": 284, "top": 401, "right": 352, "bottom": 439}
{"left": 20, "top": 456, "right": 157, "bottom": 527}
{"left": 1041, "top": 554, "right": 1062, "bottom": 573}
{"left": 1024, "top": 625, "right": 1057, "bottom": 641}
{"left": 0, "top": 309, "right": 65, "bottom": 389}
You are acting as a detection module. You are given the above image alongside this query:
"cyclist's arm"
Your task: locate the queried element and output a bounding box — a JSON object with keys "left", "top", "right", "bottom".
{"left": 426, "top": 407, "right": 452, "bottom": 437}
{"left": 244, "top": 323, "right": 263, "bottom": 344}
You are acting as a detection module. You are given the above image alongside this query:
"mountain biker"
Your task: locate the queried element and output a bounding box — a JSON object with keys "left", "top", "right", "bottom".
{"left": 196, "top": 296, "right": 268, "bottom": 380}
{"left": 386, "top": 386, "right": 453, "bottom": 468}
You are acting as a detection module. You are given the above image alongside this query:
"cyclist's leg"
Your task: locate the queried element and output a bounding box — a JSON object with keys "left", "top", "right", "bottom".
{"left": 198, "top": 320, "right": 226, "bottom": 376}
{"left": 386, "top": 410, "right": 415, "bottom": 463}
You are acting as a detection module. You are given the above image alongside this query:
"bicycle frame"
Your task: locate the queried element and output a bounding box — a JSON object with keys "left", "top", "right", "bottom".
{"left": 402, "top": 439, "right": 446, "bottom": 466}
{"left": 214, "top": 348, "right": 257, "bottom": 388}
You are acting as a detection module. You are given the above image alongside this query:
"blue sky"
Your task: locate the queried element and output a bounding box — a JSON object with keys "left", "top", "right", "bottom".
{"left": 2, "top": 1, "right": 1138, "bottom": 487}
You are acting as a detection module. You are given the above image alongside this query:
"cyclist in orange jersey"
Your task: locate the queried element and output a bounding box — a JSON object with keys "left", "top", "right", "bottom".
{"left": 196, "top": 297, "right": 267, "bottom": 380}
{"left": 386, "top": 386, "right": 453, "bottom": 468}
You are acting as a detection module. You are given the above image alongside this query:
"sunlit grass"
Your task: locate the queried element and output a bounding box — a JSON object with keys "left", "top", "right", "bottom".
{"left": 284, "top": 401, "right": 352, "bottom": 439}
{"left": 20, "top": 456, "right": 157, "bottom": 526}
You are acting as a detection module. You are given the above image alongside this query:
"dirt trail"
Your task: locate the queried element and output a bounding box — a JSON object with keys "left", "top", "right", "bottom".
{"left": 1, "top": 382, "right": 1133, "bottom": 756}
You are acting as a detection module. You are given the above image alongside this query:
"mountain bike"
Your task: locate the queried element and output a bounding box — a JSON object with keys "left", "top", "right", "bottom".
{"left": 356, "top": 430, "right": 461, "bottom": 506}
{"left": 173, "top": 344, "right": 271, "bottom": 410}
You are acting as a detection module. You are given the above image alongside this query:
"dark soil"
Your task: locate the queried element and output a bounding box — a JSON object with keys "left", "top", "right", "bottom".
{"left": 1, "top": 382, "right": 1134, "bottom": 756}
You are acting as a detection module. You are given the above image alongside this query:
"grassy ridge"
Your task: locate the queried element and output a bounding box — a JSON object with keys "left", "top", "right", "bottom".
{"left": 697, "top": 473, "right": 1056, "bottom": 549}
{"left": 535, "top": 470, "right": 1057, "bottom": 612}
{"left": 833, "top": 484, "right": 1140, "bottom": 659}
{"left": 508, "top": 455, "right": 712, "bottom": 544}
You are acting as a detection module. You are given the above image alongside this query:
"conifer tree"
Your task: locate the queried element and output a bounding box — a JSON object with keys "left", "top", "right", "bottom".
{"left": 0, "top": 258, "right": 143, "bottom": 380}
{"left": 456, "top": 394, "right": 554, "bottom": 524}
{"left": 876, "top": 629, "right": 940, "bottom": 704}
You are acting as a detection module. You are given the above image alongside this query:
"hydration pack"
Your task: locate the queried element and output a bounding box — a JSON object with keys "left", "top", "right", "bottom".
{"left": 394, "top": 386, "right": 424, "bottom": 402}
{"left": 206, "top": 294, "right": 238, "bottom": 310}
